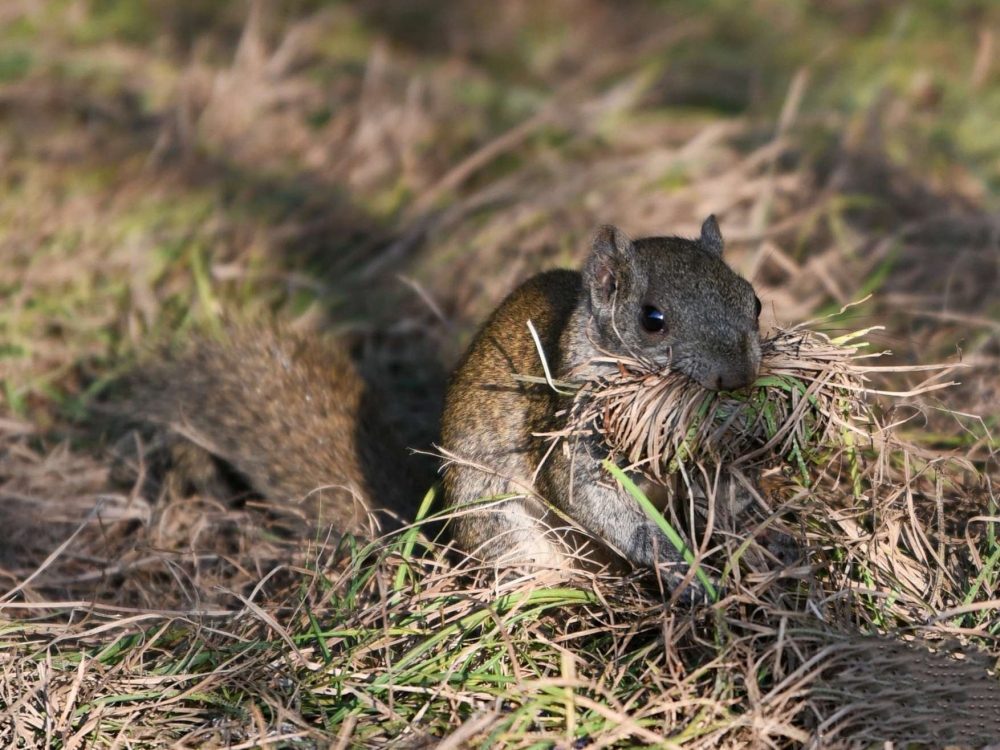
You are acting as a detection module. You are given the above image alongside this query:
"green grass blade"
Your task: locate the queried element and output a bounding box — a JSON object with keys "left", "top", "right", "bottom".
{"left": 603, "top": 460, "right": 717, "bottom": 601}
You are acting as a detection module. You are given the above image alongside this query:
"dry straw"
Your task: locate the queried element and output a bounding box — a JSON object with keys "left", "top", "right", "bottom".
{"left": 556, "top": 303, "right": 958, "bottom": 482}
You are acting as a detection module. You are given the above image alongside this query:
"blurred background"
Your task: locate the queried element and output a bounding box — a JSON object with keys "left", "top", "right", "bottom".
{"left": 0, "top": 1, "right": 998, "bottom": 580}
{"left": 3, "top": 6, "right": 1000, "bottom": 745}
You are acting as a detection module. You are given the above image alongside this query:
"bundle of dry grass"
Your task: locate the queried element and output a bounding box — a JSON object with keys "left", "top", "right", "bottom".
{"left": 559, "top": 310, "right": 955, "bottom": 482}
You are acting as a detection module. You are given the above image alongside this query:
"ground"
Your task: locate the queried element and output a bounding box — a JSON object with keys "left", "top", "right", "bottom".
{"left": 0, "top": 2, "right": 998, "bottom": 748}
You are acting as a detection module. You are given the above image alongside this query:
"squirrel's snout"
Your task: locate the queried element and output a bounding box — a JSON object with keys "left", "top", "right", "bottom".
{"left": 682, "top": 356, "right": 759, "bottom": 391}
{"left": 699, "top": 334, "right": 761, "bottom": 392}
{"left": 707, "top": 368, "right": 754, "bottom": 391}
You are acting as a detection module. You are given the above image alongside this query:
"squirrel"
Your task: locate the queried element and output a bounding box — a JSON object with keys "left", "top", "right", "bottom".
{"left": 108, "top": 217, "right": 775, "bottom": 599}
{"left": 440, "top": 217, "right": 763, "bottom": 598}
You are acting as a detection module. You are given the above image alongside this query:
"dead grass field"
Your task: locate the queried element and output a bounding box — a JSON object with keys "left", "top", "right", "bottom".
{"left": 0, "top": 1, "right": 998, "bottom": 748}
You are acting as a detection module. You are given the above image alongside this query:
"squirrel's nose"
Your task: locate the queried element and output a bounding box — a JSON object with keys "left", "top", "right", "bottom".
{"left": 707, "top": 365, "right": 756, "bottom": 392}
{"left": 704, "top": 332, "right": 761, "bottom": 391}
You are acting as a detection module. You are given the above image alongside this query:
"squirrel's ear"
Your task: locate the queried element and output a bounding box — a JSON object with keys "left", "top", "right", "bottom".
{"left": 699, "top": 214, "right": 724, "bottom": 257}
{"left": 586, "top": 224, "right": 633, "bottom": 303}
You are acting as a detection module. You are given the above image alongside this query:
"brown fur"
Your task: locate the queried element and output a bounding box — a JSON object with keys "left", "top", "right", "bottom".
{"left": 441, "top": 270, "right": 582, "bottom": 566}
{"left": 112, "top": 326, "right": 419, "bottom": 536}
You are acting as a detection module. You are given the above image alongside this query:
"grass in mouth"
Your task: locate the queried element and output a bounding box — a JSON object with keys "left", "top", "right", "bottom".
{"left": 551, "top": 305, "right": 957, "bottom": 487}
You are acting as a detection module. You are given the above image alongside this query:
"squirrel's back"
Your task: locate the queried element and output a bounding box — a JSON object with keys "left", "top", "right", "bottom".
{"left": 112, "top": 325, "right": 420, "bottom": 535}
{"left": 441, "top": 269, "right": 583, "bottom": 564}
{"left": 442, "top": 269, "right": 580, "bottom": 457}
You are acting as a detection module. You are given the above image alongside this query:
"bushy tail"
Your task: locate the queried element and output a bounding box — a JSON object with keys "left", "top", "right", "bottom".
{"left": 103, "top": 325, "right": 423, "bottom": 536}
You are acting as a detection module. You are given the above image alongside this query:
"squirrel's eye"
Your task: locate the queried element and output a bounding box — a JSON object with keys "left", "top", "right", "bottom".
{"left": 754, "top": 296, "right": 762, "bottom": 318}
{"left": 640, "top": 305, "right": 665, "bottom": 333}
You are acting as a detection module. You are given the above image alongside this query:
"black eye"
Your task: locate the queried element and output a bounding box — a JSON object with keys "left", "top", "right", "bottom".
{"left": 754, "top": 296, "right": 762, "bottom": 318}
{"left": 641, "top": 305, "right": 665, "bottom": 333}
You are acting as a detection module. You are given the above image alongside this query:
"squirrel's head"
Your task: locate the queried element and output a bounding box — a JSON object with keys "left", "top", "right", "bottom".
{"left": 581, "top": 216, "right": 762, "bottom": 391}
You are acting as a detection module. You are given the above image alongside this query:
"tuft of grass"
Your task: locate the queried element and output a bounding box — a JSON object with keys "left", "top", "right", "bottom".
{"left": 4, "top": 499, "right": 999, "bottom": 748}
{"left": 557, "top": 313, "right": 958, "bottom": 485}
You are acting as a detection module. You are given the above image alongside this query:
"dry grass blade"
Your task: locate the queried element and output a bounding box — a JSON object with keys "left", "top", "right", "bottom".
{"left": 559, "top": 316, "right": 958, "bottom": 482}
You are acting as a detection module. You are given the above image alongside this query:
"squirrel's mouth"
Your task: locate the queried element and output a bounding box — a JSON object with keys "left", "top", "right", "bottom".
{"left": 666, "top": 355, "right": 759, "bottom": 393}
{"left": 662, "top": 339, "right": 761, "bottom": 393}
